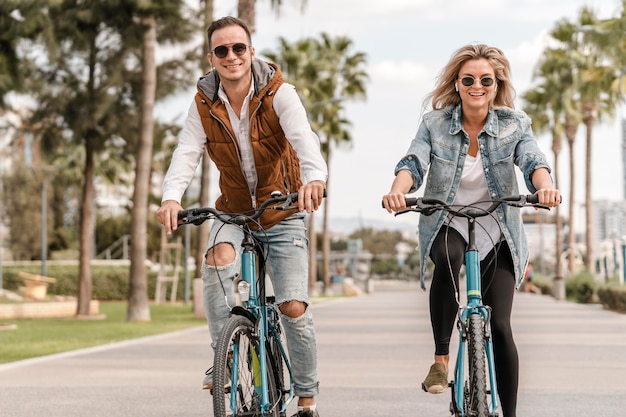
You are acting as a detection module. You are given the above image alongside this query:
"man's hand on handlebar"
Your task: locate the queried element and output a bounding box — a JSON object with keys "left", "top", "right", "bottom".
{"left": 156, "top": 200, "right": 184, "bottom": 236}
{"left": 299, "top": 180, "right": 326, "bottom": 213}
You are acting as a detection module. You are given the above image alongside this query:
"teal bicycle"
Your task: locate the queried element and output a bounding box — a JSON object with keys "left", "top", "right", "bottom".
{"left": 395, "top": 193, "right": 550, "bottom": 417}
{"left": 179, "top": 192, "right": 302, "bottom": 417}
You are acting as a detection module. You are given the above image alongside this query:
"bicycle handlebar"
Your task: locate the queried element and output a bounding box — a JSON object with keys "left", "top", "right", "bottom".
{"left": 178, "top": 191, "right": 300, "bottom": 226}
{"left": 389, "top": 193, "right": 559, "bottom": 219}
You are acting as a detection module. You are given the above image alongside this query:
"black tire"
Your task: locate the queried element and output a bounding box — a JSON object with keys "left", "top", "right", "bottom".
{"left": 466, "top": 313, "right": 490, "bottom": 417}
{"left": 212, "top": 314, "right": 282, "bottom": 417}
{"left": 267, "top": 311, "right": 286, "bottom": 411}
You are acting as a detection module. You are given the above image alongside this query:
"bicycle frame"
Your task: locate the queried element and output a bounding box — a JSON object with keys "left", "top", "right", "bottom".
{"left": 179, "top": 191, "right": 321, "bottom": 417}
{"left": 388, "top": 194, "right": 553, "bottom": 417}
{"left": 231, "top": 227, "right": 295, "bottom": 416}
{"left": 452, "top": 217, "right": 499, "bottom": 417}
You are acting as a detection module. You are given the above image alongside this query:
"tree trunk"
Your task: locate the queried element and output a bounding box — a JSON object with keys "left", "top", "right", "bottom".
{"left": 127, "top": 15, "right": 157, "bottom": 322}
{"left": 322, "top": 165, "right": 331, "bottom": 294}
{"left": 196, "top": 0, "right": 214, "bottom": 279}
{"left": 308, "top": 213, "right": 318, "bottom": 294}
{"left": 237, "top": 0, "right": 256, "bottom": 34}
{"left": 195, "top": 157, "right": 211, "bottom": 279}
{"left": 551, "top": 137, "right": 565, "bottom": 299}
{"left": 583, "top": 106, "right": 595, "bottom": 275}
{"left": 76, "top": 139, "right": 94, "bottom": 316}
{"left": 565, "top": 119, "right": 577, "bottom": 276}
{"left": 76, "top": 30, "right": 100, "bottom": 317}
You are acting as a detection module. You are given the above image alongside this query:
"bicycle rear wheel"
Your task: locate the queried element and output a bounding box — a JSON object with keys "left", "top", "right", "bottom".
{"left": 212, "top": 314, "right": 282, "bottom": 417}
{"left": 466, "top": 313, "right": 489, "bottom": 417}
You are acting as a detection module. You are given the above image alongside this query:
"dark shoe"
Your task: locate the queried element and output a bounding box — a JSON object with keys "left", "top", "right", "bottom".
{"left": 422, "top": 362, "right": 448, "bottom": 394}
{"left": 290, "top": 408, "right": 320, "bottom": 417}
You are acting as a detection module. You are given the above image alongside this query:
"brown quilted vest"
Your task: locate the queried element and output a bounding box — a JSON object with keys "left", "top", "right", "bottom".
{"left": 194, "top": 60, "right": 303, "bottom": 229}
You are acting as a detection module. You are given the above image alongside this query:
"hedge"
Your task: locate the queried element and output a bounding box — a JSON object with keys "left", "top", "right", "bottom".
{"left": 1, "top": 264, "right": 190, "bottom": 302}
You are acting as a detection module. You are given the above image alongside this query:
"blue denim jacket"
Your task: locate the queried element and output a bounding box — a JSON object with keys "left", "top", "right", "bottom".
{"left": 395, "top": 104, "right": 551, "bottom": 289}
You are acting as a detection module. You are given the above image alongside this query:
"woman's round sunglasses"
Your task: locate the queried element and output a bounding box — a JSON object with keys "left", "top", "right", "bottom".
{"left": 212, "top": 43, "right": 250, "bottom": 59}
{"left": 460, "top": 76, "right": 495, "bottom": 87}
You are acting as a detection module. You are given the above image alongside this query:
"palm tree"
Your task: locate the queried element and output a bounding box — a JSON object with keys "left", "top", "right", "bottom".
{"left": 265, "top": 34, "right": 368, "bottom": 292}
{"left": 310, "top": 34, "right": 367, "bottom": 291}
{"left": 593, "top": 0, "right": 626, "bottom": 200}
{"left": 550, "top": 8, "right": 620, "bottom": 276}
{"left": 544, "top": 45, "right": 582, "bottom": 278}
{"left": 522, "top": 46, "right": 573, "bottom": 298}
{"left": 127, "top": 1, "right": 199, "bottom": 320}
{"left": 575, "top": 8, "right": 620, "bottom": 276}
{"left": 264, "top": 37, "right": 323, "bottom": 290}
{"left": 237, "top": 0, "right": 308, "bottom": 34}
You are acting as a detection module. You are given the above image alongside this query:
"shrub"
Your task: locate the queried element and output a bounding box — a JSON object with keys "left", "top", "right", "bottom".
{"left": 565, "top": 270, "right": 596, "bottom": 304}
{"left": 529, "top": 273, "right": 552, "bottom": 295}
{"left": 1, "top": 264, "right": 189, "bottom": 302}
{"left": 597, "top": 284, "right": 626, "bottom": 313}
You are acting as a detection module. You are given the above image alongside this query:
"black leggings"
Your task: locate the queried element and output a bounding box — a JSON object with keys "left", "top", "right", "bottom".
{"left": 429, "top": 227, "right": 519, "bottom": 417}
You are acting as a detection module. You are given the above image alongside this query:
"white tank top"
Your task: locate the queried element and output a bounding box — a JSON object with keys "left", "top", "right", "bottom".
{"left": 447, "top": 153, "right": 502, "bottom": 260}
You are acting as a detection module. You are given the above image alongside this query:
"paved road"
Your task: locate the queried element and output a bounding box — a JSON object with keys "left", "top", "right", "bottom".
{"left": 1, "top": 280, "right": 625, "bottom": 416}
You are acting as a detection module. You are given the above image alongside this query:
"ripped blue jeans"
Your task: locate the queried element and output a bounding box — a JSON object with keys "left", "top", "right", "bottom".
{"left": 202, "top": 213, "right": 319, "bottom": 398}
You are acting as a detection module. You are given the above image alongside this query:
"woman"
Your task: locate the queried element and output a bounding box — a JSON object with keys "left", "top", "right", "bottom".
{"left": 382, "top": 44, "right": 561, "bottom": 417}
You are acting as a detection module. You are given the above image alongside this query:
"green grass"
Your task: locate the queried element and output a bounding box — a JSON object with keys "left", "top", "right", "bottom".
{"left": 0, "top": 302, "right": 204, "bottom": 364}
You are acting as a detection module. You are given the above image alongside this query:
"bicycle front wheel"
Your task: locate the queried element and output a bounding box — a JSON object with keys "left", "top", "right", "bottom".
{"left": 212, "top": 314, "right": 281, "bottom": 417}
{"left": 466, "top": 313, "right": 489, "bottom": 417}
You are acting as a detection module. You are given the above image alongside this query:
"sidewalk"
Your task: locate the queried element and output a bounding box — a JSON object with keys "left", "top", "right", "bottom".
{"left": 1, "top": 280, "right": 625, "bottom": 416}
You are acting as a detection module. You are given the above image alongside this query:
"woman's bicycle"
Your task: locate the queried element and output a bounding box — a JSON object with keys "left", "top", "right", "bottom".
{"left": 178, "top": 192, "right": 303, "bottom": 417}
{"left": 394, "top": 193, "right": 552, "bottom": 417}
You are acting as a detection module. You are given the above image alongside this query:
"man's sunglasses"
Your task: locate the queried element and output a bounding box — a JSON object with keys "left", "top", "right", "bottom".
{"left": 460, "top": 76, "right": 495, "bottom": 87}
{"left": 212, "top": 43, "right": 250, "bottom": 59}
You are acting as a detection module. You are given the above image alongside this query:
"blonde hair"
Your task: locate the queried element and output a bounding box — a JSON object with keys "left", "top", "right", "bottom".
{"left": 424, "top": 44, "right": 516, "bottom": 110}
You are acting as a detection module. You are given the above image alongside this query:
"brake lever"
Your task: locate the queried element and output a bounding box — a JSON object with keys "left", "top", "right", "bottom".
{"left": 416, "top": 199, "right": 445, "bottom": 216}
{"left": 188, "top": 215, "right": 207, "bottom": 226}
{"left": 274, "top": 197, "right": 296, "bottom": 211}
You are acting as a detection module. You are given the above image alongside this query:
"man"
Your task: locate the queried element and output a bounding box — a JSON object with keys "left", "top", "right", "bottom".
{"left": 156, "top": 16, "right": 326, "bottom": 417}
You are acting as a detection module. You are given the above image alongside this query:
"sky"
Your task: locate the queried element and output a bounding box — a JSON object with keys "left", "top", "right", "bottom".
{"left": 156, "top": 0, "right": 625, "bottom": 232}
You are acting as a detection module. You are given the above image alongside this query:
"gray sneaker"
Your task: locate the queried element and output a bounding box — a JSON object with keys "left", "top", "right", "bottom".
{"left": 202, "top": 367, "right": 214, "bottom": 390}
{"left": 202, "top": 364, "right": 232, "bottom": 391}
{"left": 422, "top": 362, "right": 448, "bottom": 394}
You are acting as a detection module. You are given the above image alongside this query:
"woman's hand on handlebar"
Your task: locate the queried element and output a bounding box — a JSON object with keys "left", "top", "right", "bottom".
{"left": 298, "top": 180, "right": 326, "bottom": 213}
{"left": 534, "top": 188, "right": 561, "bottom": 208}
{"left": 382, "top": 192, "right": 408, "bottom": 213}
{"left": 156, "top": 200, "right": 184, "bottom": 236}
{"left": 531, "top": 168, "right": 561, "bottom": 207}
{"left": 383, "top": 170, "right": 413, "bottom": 213}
